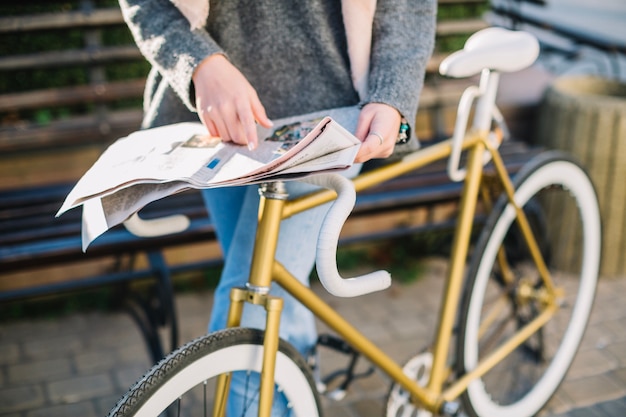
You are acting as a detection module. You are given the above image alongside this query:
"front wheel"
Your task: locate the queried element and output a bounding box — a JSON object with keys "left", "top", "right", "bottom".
{"left": 458, "top": 151, "right": 601, "bottom": 417}
{"left": 108, "top": 327, "right": 323, "bottom": 417}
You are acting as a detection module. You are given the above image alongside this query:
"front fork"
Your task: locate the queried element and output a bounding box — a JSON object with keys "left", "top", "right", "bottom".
{"left": 211, "top": 288, "right": 285, "bottom": 417}
{"left": 213, "top": 182, "right": 288, "bottom": 417}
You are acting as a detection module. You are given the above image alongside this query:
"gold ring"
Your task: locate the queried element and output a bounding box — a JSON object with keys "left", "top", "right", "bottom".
{"left": 370, "top": 131, "right": 384, "bottom": 145}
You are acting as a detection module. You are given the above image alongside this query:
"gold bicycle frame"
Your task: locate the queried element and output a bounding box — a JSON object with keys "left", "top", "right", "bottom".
{"left": 215, "top": 129, "right": 561, "bottom": 416}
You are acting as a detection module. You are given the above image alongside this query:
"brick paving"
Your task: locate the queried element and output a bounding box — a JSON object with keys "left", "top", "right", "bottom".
{"left": 1, "top": 257, "right": 625, "bottom": 416}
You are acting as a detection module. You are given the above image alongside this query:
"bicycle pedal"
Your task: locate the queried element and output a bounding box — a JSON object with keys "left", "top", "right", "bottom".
{"left": 316, "top": 333, "right": 355, "bottom": 355}
{"left": 314, "top": 333, "right": 375, "bottom": 399}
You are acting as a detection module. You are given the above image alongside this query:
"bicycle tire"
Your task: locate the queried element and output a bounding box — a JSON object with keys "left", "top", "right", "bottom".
{"left": 108, "top": 327, "right": 323, "bottom": 417}
{"left": 457, "top": 151, "right": 601, "bottom": 417}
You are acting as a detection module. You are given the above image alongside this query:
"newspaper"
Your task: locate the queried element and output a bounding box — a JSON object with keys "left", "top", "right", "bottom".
{"left": 57, "top": 107, "right": 362, "bottom": 249}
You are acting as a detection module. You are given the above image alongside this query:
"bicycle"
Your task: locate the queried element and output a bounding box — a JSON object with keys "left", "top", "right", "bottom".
{"left": 107, "top": 27, "right": 602, "bottom": 417}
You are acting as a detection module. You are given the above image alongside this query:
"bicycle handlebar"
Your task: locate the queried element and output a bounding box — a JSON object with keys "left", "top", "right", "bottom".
{"left": 124, "top": 212, "right": 190, "bottom": 237}
{"left": 124, "top": 172, "right": 391, "bottom": 297}
{"left": 304, "top": 173, "right": 392, "bottom": 297}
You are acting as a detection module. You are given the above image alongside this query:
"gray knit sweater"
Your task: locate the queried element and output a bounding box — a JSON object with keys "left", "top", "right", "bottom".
{"left": 119, "top": 0, "right": 436, "bottom": 134}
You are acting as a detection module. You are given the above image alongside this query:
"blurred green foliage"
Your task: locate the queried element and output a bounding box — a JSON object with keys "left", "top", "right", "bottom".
{"left": 437, "top": 1, "right": 490, "bottom": 52}
{"left": 0, "top": 1, "right": 150, "bottom": 124}
{"left": 1, "top": 1, "right": 487, "bottom": 93}
{"left": 0, "top": 2, "right": 149, "bottom": 91}
{"left": 333, "top": 231, "right": 455, "bottom": 284}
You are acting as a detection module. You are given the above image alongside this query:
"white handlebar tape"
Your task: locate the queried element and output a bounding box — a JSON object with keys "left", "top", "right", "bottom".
{"left": 124, "top": 212, "right": 190, "bottom": 237}
{"left": 304, "top": 174, "right": 391, "bottom": 297}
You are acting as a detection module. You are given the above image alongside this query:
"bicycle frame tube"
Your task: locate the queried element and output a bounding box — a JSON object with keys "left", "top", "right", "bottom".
{"left": 428, "top": 137, "right": 486, "bottom": 395}
{"left": 484, "top": 139, "right": 559, "bottom": 296}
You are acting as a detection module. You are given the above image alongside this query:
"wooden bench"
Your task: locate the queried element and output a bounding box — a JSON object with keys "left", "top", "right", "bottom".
{"left": 0, "top": 185, "right": 217, "bottom": 362}
{"left": 0, "top": 0, "right": 541, "bottom": 362}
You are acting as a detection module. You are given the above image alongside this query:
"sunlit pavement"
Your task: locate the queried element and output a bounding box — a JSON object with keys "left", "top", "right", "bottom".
{"left": 1, "top": 257, "right": 625, "bottom": 416}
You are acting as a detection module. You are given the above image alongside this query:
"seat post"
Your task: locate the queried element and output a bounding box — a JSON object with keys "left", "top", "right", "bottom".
{"left": 473, "top": 69, "right": 500, "bottom": 133}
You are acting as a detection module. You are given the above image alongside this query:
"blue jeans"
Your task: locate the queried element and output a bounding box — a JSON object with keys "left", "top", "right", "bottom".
{"left": 202, "top": 167, "right": 360, "bottom": 416}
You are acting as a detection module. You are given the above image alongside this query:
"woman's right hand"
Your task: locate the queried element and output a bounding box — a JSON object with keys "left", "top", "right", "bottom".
{"left": 192, "top": 54, "right": 273, "bottom": 150}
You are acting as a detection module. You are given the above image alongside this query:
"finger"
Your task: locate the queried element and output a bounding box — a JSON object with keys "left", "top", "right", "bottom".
{"left": 216, "top": 102, "right": 247, "bottom": 146}
{"left": 239, "top": 106, "right": 259, "bottom": 150}
{"left": 369, "top": 131, "right": 385, "bottom": 147}
{"left": 355, "top": 131, "right": 395, "bottom": 163}
{"left": 198, "top": 104, "right": 220, "bottom": 137}
{"left": 354, "top": 109, "right": 375, "bottom": 141}
{"left": 223, "top": 113, "right": 248, "bottom": 146}
{"left": 206, "top": 118, "right": 219, "bottom": 138}
{"left": 355, "top": 133, "right": 384, "bottom": 163}
{"left": 250, "top": 90, "right": 273, "bottom": 129}
{"left": 210, "top": 105, "right": 237, "bottom": 143}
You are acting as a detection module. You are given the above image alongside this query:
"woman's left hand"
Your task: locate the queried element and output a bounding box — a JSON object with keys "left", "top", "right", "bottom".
{"left": 353, "top": 103, "right": 401, "bottom": 163}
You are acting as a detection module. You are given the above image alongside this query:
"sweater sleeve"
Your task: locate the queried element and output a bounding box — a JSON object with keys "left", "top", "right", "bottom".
{"left": 118, "top": 0, "right": 223, "bottom": 110}
{"left": 367, "top": 0, "right": 437, "bottom": 129}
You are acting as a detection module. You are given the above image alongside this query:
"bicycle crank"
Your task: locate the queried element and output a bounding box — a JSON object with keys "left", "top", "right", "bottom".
{"left": 386, "top": 352, "right": 434, "bottom": 417}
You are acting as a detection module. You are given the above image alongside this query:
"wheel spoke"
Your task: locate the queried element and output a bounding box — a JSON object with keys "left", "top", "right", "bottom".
{"left": 478, "top": 293, "right": 513, "bottom": 340}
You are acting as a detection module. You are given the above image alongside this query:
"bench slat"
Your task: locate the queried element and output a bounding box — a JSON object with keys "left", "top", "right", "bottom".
{"left": 0, "top": 79, "right": 146, "bottom": 112}
{"left": 0, "top": 45, "right": 142, "bottom": 71}
{"left": 0, "top": 8, "right": 125, "bottom": 33}
{"left": 0, "top": 109, "right": 143, "bottom": 153}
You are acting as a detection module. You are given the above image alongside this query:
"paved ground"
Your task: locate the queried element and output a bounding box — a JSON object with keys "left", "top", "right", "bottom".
{"left": 1, "top": 257, "right": 625, "bottom": 417}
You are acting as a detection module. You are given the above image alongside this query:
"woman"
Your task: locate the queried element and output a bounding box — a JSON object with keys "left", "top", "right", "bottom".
{"left": 119, "top": 0, "right": 436, "bottom": 414}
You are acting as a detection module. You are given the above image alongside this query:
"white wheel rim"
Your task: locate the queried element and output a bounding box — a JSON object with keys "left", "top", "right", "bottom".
{"left": 134, "top": 344, "right": 318, "bottom": 417}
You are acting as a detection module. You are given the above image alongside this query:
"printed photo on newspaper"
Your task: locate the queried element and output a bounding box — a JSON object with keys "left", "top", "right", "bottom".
{"left": 56, "top": 107, "right": 362, "bottom": 249}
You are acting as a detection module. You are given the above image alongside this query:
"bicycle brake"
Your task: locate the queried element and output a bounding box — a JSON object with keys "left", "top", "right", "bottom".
{"left": 310, "top": 333, "right": 375, "bottom": 401}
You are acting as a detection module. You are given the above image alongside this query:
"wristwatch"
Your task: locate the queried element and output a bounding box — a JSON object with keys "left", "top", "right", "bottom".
{"left": 397, "top": 118, "right": 410, "bottom": 144}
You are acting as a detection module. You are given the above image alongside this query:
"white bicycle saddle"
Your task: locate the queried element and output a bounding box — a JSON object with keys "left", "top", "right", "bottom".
{"left": 439, "top": 27, "right": 540, "bottom": 78}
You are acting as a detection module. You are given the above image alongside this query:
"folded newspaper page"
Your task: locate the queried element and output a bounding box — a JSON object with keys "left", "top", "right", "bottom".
{"left": 57, "top": 106, "right": 362, "bottom": 249}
